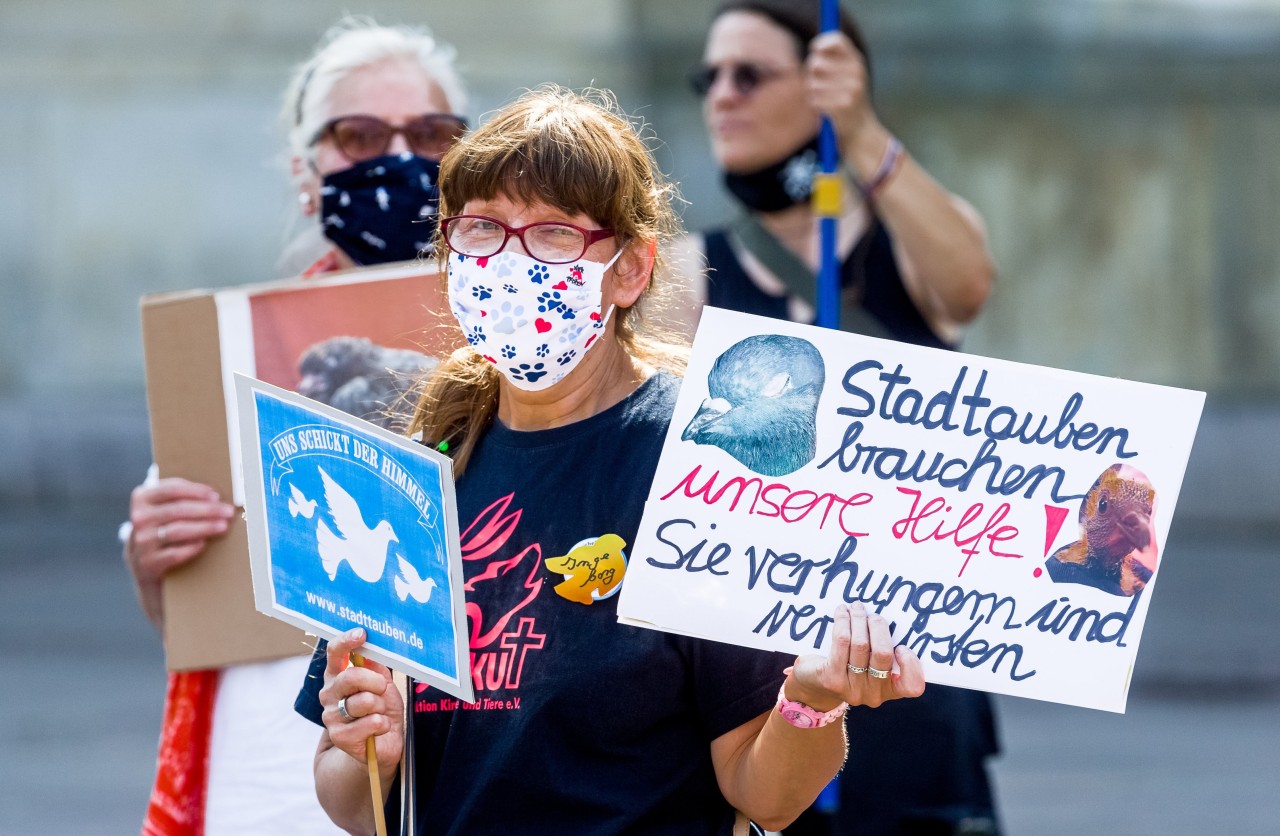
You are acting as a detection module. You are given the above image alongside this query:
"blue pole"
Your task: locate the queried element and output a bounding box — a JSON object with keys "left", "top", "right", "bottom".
{"left": 814, "top": 0, "right": 844, "bottom": 812}
{"left": 813, "top": 0, "right": 842, "bottom": 330}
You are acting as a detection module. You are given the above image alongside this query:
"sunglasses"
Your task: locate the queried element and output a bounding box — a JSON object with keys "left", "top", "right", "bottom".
{"left": 688, "top": 62, "right": 790, "bottom": 97}
{"left": 313, "top": 113, "right": 468, "bottom": 161}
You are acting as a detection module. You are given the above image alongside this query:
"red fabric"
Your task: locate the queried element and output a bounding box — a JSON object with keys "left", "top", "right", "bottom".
{"left": 141, "top": 249, "right": 338, "bottom": 835}
{"left": 141, "top": 669, "right": 220, "bottom": 836}
{"left": 299, "top": 249, "right": 343, "bottom": 279}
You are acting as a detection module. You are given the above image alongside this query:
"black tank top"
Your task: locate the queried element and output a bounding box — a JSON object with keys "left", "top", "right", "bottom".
{"left": 703, "top": 220, "right": 952, "bottom": 350}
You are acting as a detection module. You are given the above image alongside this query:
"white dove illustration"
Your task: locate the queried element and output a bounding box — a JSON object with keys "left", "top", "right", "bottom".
{"left": 393, "top": 556, "right": 437, "bottom": 603}
{"left": 315, "top": 466, "right": 398, "bottom": 583}
{"left": 288, "top": 483, "right": 317, "bottom": 519}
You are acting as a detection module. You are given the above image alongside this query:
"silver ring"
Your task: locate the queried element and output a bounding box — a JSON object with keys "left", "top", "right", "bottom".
{"left": 337, "top": 696, "right": 354, "bottom": 722}
{"left": 157, "top": 525, "right": 167, "bottom": 546}
{"left": 867, "top": 666, "right": 891, "bottom": 680}
{"left": 847, "top": 664, "right": 868, "bottom": 675}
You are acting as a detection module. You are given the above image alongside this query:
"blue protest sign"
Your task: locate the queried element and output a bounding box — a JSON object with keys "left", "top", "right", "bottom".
{"left": 236, "top": 374, "right": 472, "bottom": 701}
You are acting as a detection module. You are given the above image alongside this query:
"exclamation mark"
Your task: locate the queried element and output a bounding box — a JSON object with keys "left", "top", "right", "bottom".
{"left": 1038, "top": 505, "right": 1070, "bottom": 577}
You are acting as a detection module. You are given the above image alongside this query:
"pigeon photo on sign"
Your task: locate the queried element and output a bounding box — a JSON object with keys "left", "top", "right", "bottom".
{"left": 235, "top": 374, "right": 472, "bottom": 701}
{"left": 616, "top": 308, "right": 1205, "bottom": 713}
{"left": 213, "top": 263, "right": 463, "bottom": 506}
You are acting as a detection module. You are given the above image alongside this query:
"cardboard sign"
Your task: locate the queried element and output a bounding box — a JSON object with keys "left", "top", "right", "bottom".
{"left": 617, "top": 308, "right": 1205, "bottom": 712}
{"left": 236, "top": 374, "right": 473, "bottom": 701}
{"left": 141, "top": 262, "right": 461, "bottom": 670}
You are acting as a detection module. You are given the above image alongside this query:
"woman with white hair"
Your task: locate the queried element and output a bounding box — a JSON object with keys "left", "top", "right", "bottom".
{"left": 124, "top": 18, "right": 468, "bottom": 835}
{"left": 280, "top": 17, "right": 468, "bottom": 276}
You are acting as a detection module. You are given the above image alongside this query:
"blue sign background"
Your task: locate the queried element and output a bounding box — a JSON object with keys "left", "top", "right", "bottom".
{"left": 253, "top": 391, "right": 458, "bottom": 681}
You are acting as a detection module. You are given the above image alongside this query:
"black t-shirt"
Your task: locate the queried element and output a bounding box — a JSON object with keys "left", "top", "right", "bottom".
{"left": 297, "top": 372, "right": 791, "bottom": 834}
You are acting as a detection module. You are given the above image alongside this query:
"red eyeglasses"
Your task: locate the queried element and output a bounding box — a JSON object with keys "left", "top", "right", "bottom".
{"left": 440, "top": 215, "right": 616, "bottom": 264}
{"left": 312, "top": 113, "right": 468, "bottom": 161}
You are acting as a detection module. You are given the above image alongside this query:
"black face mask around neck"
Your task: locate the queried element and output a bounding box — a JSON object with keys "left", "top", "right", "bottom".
{"left": 722, "top": 135, "right": 820, "bottom": 213}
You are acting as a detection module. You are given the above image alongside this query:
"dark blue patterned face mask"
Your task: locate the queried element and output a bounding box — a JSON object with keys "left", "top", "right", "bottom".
{"left": 319, "top": 152, "right": 440, "bottom": 265}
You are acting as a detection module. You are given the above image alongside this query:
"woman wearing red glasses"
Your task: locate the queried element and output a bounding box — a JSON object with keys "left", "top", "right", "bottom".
{"left": 298, "top": 85, "right": 926, "bottom": 836}
{"left": 674, "top": 2, "right": 1002, "bottom": 835}
{"left": 123, "top": 18, "right": 468, "bottom": 836}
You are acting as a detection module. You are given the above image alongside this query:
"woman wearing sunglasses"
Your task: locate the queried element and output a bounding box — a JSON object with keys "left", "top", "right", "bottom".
{"left": 675, "top": 2, "right": 1002, "bottom": 835}
{"left": 297, "top": 86, "right": 926, "bottom": 835}
{"left": 123, "top": 18, "right": 468, "bottom": 836}
{"left": 676, "top": 0, "right": 994, "bottom": 351}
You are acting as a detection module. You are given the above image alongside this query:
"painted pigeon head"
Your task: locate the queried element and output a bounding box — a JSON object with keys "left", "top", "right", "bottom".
{"left": 682, "top": 334, "right": 824, "bottom": 477}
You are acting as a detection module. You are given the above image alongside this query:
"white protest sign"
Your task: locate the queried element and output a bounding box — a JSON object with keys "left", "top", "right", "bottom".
{"left": 236, "top": 374, "right": 473, "bottom": 702}
{"left": 617, "top": 308, "right": 1204, "bottom": 712}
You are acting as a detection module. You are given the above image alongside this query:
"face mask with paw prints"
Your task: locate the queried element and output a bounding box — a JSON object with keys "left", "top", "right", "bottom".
{"left": 447, "top": 249, "right": 620, "bottom": 390}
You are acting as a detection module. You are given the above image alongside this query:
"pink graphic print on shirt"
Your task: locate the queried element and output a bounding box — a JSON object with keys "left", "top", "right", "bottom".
{"left": 415, "top": 494, "right": 546, "bottom": 705}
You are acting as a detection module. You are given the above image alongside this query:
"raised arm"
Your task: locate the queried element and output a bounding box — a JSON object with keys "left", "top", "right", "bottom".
{"left": 806, "top": 31, "right": 995, "bottom": 337}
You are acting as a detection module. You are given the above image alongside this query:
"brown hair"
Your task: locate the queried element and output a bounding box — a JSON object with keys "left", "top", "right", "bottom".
{"left": 409, "top": 85, "right": 687, "bottom": 475}
{"left": 713, "top": 0, "right": 873, "bottom": 87}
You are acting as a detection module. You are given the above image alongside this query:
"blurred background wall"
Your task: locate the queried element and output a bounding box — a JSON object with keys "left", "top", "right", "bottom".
{"left": 3, "top": 1, "right": 1279, "bottom": 831}
{"left": 1, "top": 0, "right": 1276, "bottom": 516}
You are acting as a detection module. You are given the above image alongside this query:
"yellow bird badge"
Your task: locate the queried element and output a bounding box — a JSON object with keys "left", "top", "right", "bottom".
{"left": 544, "top": 534, "right": 628, "bottom": 605}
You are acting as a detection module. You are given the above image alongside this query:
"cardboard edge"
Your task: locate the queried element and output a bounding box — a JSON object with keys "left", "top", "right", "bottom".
{"left": 141, "top": 291, "right": 309, "bottom": 670}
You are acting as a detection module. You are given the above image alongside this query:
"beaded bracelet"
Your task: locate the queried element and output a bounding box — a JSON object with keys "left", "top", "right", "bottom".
{"left": 851, "top": 137, "right": 905, "bottom": 202}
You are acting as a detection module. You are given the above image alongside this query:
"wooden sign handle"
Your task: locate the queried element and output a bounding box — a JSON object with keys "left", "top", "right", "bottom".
{"left": 351, "top": 653, "right": 388, "bottom": 836}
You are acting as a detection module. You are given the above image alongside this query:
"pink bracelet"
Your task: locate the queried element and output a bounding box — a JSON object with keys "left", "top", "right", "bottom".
{"left": 853, "top": 137, "right": 905, "bottom": 202}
